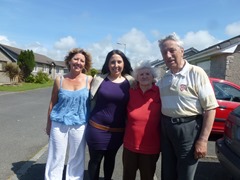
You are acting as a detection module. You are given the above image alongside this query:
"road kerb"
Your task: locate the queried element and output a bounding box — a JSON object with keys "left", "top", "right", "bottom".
{"left": 7, "top": 144, "right": 48, "bottom": 180}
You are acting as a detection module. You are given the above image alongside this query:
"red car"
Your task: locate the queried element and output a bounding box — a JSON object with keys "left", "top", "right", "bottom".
{"left": 209, "top": 77, "right": 240, "bottom": 134}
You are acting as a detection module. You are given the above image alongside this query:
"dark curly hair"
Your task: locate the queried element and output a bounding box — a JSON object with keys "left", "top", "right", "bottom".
{"left": 64, "top": 48, "right": 92, "bottom": 74}
{"left": 101, "top": 49, "right": 133, "bottom": 75}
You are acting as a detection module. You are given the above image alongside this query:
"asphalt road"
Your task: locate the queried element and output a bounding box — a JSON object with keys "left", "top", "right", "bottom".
{"left": 0, "top": 88, "right": 51, "bottom": 180}
{"left": 0, "top": 88, "right": 233, "bottom": 180}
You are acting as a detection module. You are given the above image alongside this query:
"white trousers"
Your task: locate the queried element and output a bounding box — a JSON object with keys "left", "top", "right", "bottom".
{"left": 45, "top": 121, "right": 86, "bottom": 180}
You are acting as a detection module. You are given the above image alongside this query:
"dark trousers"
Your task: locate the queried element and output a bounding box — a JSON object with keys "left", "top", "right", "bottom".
{"left": 161, "top": 115, "right": 203, "bottom": 180}
{"left": 122, "top": 148, "right": 159, "bottom": 180}
{"left": 88, "top": 148, "right": 118, "bottom": 180}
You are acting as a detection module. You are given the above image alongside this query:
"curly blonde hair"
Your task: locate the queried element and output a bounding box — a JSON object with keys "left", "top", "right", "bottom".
{"left": 64, "top": 48, "right": 92, "bottom": 73}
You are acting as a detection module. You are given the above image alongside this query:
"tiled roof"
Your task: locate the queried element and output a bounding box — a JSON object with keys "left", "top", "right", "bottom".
{"left": 187, "top": 34, "right": 240, "bottom": 62}
{"left": 54, "top": 60, "right": 66, "bottom": 68}
{"left": 0, "top": 44, "right": 65, "bottom": 67}
{"left": 0, "top": 44, "right": 19, "bottom": 62}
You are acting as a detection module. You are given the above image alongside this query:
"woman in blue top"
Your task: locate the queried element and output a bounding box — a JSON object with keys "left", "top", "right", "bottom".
{"left": 45, "top": 48, "right": 92, "bottom": 180}
{"left": 85, "top": 49, "right": 134, "bottom": 180}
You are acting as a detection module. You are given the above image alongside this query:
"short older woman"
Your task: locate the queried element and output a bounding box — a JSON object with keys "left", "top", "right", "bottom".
{"left": 123, "top": 61, "right": 161, "bottom": 180}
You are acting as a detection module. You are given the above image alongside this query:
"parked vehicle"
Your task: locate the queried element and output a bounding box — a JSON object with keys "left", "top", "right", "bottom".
{"left": 210, "top": 78, "right": 240, "bottom": 134}
{"left": 215, "top": 105, "right": 240, "bottom": 179}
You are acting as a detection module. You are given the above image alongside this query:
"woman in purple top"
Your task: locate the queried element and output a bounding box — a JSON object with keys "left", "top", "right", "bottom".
{"left": 86, "top": 49, "right": 134, "bottom": 180}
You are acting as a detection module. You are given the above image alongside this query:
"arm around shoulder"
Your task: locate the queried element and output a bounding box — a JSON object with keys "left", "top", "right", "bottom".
{"left": 124, "top": 74, "right": 135, "bottom": 87}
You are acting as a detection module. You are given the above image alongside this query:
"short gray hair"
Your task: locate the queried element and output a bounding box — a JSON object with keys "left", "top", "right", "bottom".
{"left": 158, "top": 33, "right": 184, "bottom": 50}
{"left": 132, "top": 61, "right": 158, "bottom": 82}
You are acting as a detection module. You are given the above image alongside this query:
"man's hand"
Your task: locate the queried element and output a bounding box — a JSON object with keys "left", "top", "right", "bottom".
{"left": 194, "top": 139, "right": 207, "bottom": 159}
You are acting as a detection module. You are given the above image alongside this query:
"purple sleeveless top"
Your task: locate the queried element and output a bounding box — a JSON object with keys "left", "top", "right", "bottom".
{"left": 86, "top": 77, "right": 130, "bottom": 150}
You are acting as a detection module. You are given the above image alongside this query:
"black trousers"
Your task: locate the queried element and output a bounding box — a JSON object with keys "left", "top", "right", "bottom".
{"left": 88, "top": 148, "right": 119, "bottom": 180}
{"left": 122, "top": 148, "right": 159, "bottom": 180}
{"left": 161, "top": 115, "right": 203, "bottom": 180}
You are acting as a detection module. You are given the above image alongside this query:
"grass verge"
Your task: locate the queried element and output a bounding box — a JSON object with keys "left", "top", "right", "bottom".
{"left": 0, "top": 81, "right": 54, "bottom": 92}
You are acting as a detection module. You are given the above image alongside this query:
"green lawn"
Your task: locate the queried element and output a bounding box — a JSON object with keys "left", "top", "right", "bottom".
{"left": 0, "top": 81, "right": 54, "bottom": 92}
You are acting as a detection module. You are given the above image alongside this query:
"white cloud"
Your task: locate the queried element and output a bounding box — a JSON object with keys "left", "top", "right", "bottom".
{"left": 25, "top": 42, "right": 48, "bottom": 54}
{"left": 54, "top": 36, "right": 77, "bottom": 50}
{"left": 181, "top": 31, "right": 219, "bottom": 51}
{"left": 116, "top": 28, "right": 161, "bottom": 68}
{"left": 85, "top": 30, "right": 161, "bottom": 69}
{"left": 47, "top": 49, "right": 67, "bottom": 61}
{"left": 225, "top": 21, "right": 240, "bottom": 36}
{"left": 0, "top": 35, "right": 16, "bottom": 46}
{"left": 87, "top": 35, "right": 114, "bottom": 69}
{"left": 23, "top": 41, "right": 65, "bottom": 61}
{"left": 34, "top": 36, "right": 79, "bottom": 61}
{"left": 1, "top": 25, "right": 236, "bottom": 70}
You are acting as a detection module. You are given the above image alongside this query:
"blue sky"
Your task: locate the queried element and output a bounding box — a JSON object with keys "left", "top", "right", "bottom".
{"left": 0, "top": 0, "right": 240, "bottom": 69}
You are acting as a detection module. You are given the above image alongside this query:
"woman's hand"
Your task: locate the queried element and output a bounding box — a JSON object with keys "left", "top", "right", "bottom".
{"left": 45, "top": 122, "right": 51, "bottom": 136}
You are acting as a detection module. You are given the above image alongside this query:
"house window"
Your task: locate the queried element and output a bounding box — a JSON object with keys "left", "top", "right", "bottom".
{"left": 64, "top": 68, "right": 69, "bottom": 74}
{"left": 43, "top": 65, "right": 47, "bottom": 72}
{"left": 197, "top": 61, "right": 210, "bottom": 75}
{"left": 0, "top": 61, "right": 6, "bottom": 71}
{"left": 0, "top": 62, "right": 3, "bottom": 71}
{"left": 56, "top": 67, "right": 60, "bottom": 73}
{"left": 37, "top": 64, "right": 44, "bottom": 72}
{"left": 33, "top": 65, "right": 38, "bottom": 72}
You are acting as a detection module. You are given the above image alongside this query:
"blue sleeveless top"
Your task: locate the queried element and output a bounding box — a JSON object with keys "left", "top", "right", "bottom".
{"left": 50, "top": 76, "right": 90, "bottom": 125}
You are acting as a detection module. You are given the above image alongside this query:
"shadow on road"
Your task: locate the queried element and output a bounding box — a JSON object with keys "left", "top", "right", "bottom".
{"left": 196, "top": 161, "right": 233, "bottom": 180}
{"left": 11, "top": 161, "right": 36, "bottom": 179}
{"left": 15, "top": 160, "right": 232, "bottom": 180}
{"left": 17, "top": 164, "right": 90, "bottom": 180}
{"left": 19, "top": 163, "right": 45, "bottom": 180}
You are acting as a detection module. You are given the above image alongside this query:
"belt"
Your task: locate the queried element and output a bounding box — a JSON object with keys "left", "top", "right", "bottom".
{"left": 89, "top": 120, "right": 125, "bottom": 132}
{"left": 163, "top": 114, "right": 202, "bottom": 124}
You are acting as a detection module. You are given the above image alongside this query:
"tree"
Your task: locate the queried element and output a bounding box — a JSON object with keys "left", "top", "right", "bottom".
{"left": 88, "top": 68, "right": 99, "bottom": 77}
{"left": 17, "top": 50, "right": 35, "bottom": 81}
{"left": 4, "top": 62, "right": 21, "bottom": 82}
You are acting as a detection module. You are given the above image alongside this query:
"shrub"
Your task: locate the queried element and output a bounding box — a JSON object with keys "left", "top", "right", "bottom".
{"left": 35, "top": 71, "right": 50, "bottom": 84}
{"left": 87, "top": 68, "right": 99, "bottom": 77}
{"left": 25, "top": 74, "right": 35, "bottom": 83}
{"left": 4, "top": 63, "right": 21, "bottom": 82}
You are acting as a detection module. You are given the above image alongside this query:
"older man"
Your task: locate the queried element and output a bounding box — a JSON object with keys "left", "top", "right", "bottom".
{"left": 157, "top": 33, "right": 218, "bottom": 180}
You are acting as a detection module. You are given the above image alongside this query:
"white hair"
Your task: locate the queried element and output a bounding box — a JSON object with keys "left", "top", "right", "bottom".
{"left": 132, "top": 60, "right": 159, "bottom": 82}
{"left": 158, "top": 32, "right": 184, "bottom": 50}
